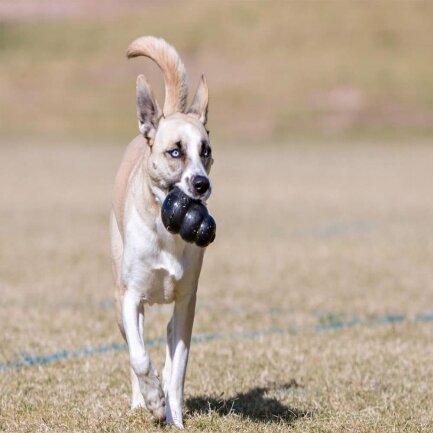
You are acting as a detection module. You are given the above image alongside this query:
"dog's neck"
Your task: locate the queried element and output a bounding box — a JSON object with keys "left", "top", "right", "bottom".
{"left": 129, "top": 142, "right": 174, "bottom": 230}
{"left": 144, "top": 141, "right": 170, "bottom": 205}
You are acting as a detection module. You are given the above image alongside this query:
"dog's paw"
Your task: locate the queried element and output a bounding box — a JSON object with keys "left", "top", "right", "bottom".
{"left": 166, "top": 398, "right": 184, "bottom": 429}
{"left": 150, "top": 402, "right": 166, "bottom": 422}
{"left": 140, "top": 376, "right": 166, "bottom": 421}
{"left": 166, "top": 416, "right": 184, "bottom": 429}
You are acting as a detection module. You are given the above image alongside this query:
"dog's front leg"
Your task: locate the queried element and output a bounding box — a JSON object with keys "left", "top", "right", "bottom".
{"left": 165, "top": 292, "right": 197, "bottom": 429}
{"left": 122, "top": 289, "right": 165, "bottom": 420}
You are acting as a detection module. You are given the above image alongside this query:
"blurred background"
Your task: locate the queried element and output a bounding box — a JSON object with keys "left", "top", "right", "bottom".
{"left": 1, "top": 2, "right": 433, "bottom": 432}
{"left": 1, "top": 0, "right": 433, "bottom": 143}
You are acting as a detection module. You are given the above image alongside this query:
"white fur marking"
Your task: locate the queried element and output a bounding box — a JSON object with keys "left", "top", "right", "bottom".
{"left": 123, "top": 206, "right": 184, "bottom": 304}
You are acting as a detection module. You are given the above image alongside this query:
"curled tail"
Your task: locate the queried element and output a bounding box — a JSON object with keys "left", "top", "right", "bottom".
{"left": 127, "top": 36, "right": 188, "bottom": 116}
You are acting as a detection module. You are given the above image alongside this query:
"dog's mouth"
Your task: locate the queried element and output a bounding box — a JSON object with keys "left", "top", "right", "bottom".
{"left": 168, "top": 182, "right": 211, "bottom": 204}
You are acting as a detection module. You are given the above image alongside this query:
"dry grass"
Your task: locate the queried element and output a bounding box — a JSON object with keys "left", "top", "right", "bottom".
{"left": 1, "top": 140, "right": 433, "bottom": 432}
{"left": 1, "top": 2, "right": 433, "bottom": 431}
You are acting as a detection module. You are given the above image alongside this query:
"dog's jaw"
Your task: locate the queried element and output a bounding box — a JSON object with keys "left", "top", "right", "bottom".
{"left": 150, "top": 183, "right": 169, "bottom": 206}
{"left": 149, "top": 176, "right": 212, "bottom": 207}
{"left": 176, "top": 179, "right": 211, "bottom": 204}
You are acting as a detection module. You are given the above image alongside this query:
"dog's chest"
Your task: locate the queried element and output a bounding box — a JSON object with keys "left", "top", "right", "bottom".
{"left": 122, "top": 207, "right": 186, "bottom": 304}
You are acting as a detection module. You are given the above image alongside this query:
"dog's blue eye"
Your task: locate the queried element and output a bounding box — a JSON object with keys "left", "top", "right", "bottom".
{"left": 201, "top": 147, "right": 211, "bottom": 158}
{"left": 168, "top": 149, "right": 182, "bottom": 158}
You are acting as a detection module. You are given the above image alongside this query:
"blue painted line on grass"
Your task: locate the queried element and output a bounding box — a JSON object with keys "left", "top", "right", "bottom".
{"left": 1, "top": 311, "right": 432, "bottom": 373}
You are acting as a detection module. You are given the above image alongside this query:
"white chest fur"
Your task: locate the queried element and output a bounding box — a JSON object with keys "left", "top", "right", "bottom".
{"left": 122, "top": 206, "right": 187, "bottom": 304}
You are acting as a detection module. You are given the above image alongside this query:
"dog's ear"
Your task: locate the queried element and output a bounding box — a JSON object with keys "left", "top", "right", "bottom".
{"left": 187, "top": 74, "right": 208, "bottom": 125}
{"left": 136, "top": 74, "right": 161, "bottom": 140}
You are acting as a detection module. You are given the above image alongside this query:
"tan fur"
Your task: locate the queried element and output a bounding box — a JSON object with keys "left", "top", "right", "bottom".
{"left": 112, "top": 134, "right": 147, "bottom": 233}
{"left": 187, "top": 75, "right": 209, "bottom": 125}
{"left": 127, "top": 36, "right": 188, "bottom": 116}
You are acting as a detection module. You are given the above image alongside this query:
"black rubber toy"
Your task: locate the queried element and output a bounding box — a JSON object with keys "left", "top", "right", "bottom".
{"left": 161, "top": 187, "right": 216, "bottom": 247}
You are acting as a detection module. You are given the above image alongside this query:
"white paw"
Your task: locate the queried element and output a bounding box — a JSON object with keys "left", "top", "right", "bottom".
{"left": 140, "top": 375, "right": 166, "bottom": 421}
{"left": 170, "top": 420, "right": 184, "bottom": 429}
{"left": 166, "top": 417, "right": 184, "bottom": 429}
{"left": 166, "top": 398, "right": 183, "bottom": 429}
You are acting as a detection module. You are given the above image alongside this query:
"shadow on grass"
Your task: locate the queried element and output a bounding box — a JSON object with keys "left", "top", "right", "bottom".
{"left": 186, "top": 381, "right": 312, "bottom": 425}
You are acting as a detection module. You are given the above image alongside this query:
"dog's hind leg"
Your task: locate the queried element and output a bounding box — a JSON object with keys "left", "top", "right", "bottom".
{"left": 162, "top": 316, "right": 174, "bottom": 397}
{"left": 122, "top": 289, "right": 165, "bottom": 420}
{"left": 130, "top": 305, "right": 146, "bottom": 409}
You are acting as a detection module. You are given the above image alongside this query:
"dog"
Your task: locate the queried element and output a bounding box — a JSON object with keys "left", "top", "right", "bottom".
{"left": 110, "top": 36, "right": 213, "bottom": 429}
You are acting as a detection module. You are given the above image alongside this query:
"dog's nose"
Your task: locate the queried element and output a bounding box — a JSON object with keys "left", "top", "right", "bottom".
{"left": 192, "top": 175, "right": 210, "bottom": 195}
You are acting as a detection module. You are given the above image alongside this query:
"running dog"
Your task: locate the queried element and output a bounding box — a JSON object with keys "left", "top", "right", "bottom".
{"left": 110, "top": 36, "right": 212, "bottom": 429}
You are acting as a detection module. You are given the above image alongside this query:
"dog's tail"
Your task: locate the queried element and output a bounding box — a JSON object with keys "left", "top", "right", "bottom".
{"left": 127, "top": 36, "right": 187, "bottom": 117}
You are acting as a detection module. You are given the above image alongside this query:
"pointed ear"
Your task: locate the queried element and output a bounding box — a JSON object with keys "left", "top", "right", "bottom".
{"left": 136, "top": 74, "right": 161, "bottom": 140}
{"left": 187, "top": 74, "right": 209, "bottom": 125}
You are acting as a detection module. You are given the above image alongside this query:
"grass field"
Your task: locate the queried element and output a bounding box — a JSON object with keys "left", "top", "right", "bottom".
{"left": 1, "top": 140, "right": 433, "bottom": 432}
{"left": 1, "top": 1, "right": 433, "bottom": 432}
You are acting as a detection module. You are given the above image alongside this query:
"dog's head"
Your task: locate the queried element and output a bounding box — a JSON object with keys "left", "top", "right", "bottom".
{"left": 141, "top": 92, "right": 213, "bottom": 203}
{"left": 127, "top": 37, "right": 213, "bottom": 204}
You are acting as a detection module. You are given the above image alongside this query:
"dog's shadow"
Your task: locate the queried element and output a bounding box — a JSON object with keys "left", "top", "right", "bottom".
{"left": 185, "top": 381, "right": 312, "bottom": 425}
